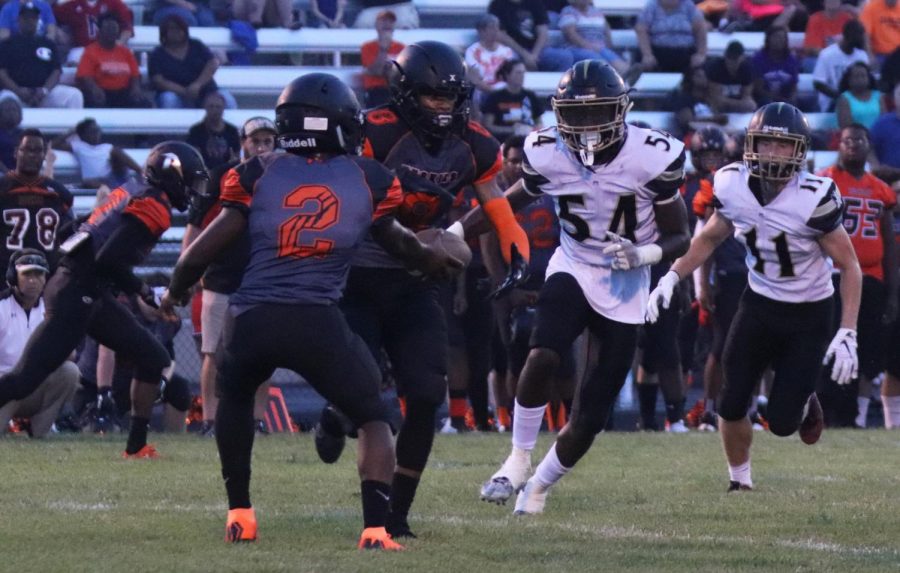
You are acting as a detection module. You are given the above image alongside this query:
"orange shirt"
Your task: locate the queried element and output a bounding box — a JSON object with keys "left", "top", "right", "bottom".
{"left": 360, "top": 40, "right": 404, "bottom": 90}
{"left": 803, "top": 10, "right": 853, "bottom": 52}
{"left": 820, "top": 165, "right": 897, "bottom": 280}
{"left": 692, "top": 177, "right": 715, "bottom": 218}
{"left": 861, "top": 0, "right": 900, "bottom": 55}
{"left": 75, "top": 42, "right": 139, "bottom": 92}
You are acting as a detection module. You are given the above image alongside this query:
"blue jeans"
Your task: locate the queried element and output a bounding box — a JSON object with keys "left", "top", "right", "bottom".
{"left": 153, "top": 5, "right": 217, "bottom": 27}
{"left": 156, "top": 89, "right": 237, "bottom": 109}
{"left": 537, "top": 46, "right": 575, "bottom": 72}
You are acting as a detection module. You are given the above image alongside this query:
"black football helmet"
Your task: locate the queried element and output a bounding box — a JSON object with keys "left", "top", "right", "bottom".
{"left": 743, "top": 102, "right": 810, "bottom": 181}
{"left": 144, "top": 141, "right": 209, "bottom": 212}
{"left": 552, "top": 60, "right": 631, "bottom": 165}
{"left": 389, "top": 41, "right": 471, "bottom": 139}
{"left": 276, "top": 73, "right": 364, "bottom": 155}
{"left": 690, "top": 126, "right": 728, "bottom": 174}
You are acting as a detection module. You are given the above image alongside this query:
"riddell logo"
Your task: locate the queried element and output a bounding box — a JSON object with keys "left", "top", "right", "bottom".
{"left": 281, "top": 137, "right": 317, "bottom": 148}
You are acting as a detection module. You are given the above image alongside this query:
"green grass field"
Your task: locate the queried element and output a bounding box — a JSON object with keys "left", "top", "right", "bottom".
{"left": 2, "top": 430, "right": 899, "bottom": 572}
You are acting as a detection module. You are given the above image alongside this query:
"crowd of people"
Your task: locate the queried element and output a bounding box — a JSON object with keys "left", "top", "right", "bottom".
{"left": 0, "top": 0, "right": 899, "bottom": 552}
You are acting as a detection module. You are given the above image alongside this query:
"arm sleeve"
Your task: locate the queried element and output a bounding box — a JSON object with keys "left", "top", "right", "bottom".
{"left": 94, "top": 214, "right": 157, "bottom": 294}
{"left": 123, "top": 195, "right": 171, "bottom": 237}
{"left": 40, "top": 3, "right": 56, "bottom": 25}
{"left": 646, "top": 148, "right": 687, "bottom": 201}
{"left": 467, "top": 122, "right": 503, "bottom": 184}
{"left": 806, "top": 181, "right": 844, "bottom": 234}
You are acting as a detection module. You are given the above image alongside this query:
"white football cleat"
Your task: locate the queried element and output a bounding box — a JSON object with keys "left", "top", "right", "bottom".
{"left": 514, "top": 478, "right": 549, "bottom": 515}
{"left": 480, "top": 449, "right": 531, "bottom": 505}
{"left": 666, "top": 419, "right": 689, "bottom": 433}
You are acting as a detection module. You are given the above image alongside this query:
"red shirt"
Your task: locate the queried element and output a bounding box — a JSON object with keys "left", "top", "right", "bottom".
{"left": 820, "top": 165, "right": 897, "bottom": 280}
{"left": 360, "top": 40, "right": 404, "bottom": 90}
{"left": 53, "top": 0, "right": 133, "bottom": 48}
{"left": 76, "top": 41, "right": 139, "bottom": 91}
{"left": 803, "top": 10, "right": 852, "bottom": 52}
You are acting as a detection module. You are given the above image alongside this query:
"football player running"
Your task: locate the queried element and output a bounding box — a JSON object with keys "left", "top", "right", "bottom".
{"left": 647, "top": 103, "right": 862, "bottom": 491}
{"left": 472, "top": 60, "right": 692, "bottom": 513}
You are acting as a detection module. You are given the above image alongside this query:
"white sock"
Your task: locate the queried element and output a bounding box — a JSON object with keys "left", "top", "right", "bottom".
{"left": 532, "top": 443, "right": 571, "bottom": 489}
{"left": 883, "top": 396, "right": 900, "bottom": 429}
{"left": 856, "top": 397, "right": 871, "bottom": 428}
{"left": 728, "top": 460, "right": 752, "bottom": 487}
{"left": 512, "top": 400, "right": 546, "bottom": 451}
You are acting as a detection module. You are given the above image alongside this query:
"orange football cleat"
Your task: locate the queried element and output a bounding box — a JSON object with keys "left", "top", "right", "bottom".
{"left": 225, "top": 508, "right": 258, "bottom": 543}
{"left": 121, "top": 444, "right": 159, "bottom": 459}
{"left": 358, "top": 527, "right": 405, "bottom": 551}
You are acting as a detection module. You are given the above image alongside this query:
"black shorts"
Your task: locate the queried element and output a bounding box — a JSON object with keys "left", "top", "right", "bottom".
{"left": 341, "top": 266, "right": 448, "bottom": 406}
{"left": 711, "top": 272, "right": 747, "bottom": 360}
{"left": 216, "top": 303, "right": 389, "bottom": 428}
{"left": 720, "top": 289, "right": 833, "bottom": 435}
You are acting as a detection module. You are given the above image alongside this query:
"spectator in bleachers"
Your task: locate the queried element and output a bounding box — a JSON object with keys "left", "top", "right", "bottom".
{"left": 559, "top": 0, "right": 629, "bottom": 76}
{"left": 751, "top": 26, "right": 799, "bottom": 105}
{"left": 233, "top": 0, "right": 302, "bottom": 29}
{"left": 0, "top": 95, "right": 22, "bottom": 173}
{"left": 75, "top": 14, "right": 149, "bottom": 109}
{"left": 705, "top": 40, "right": 757, "bottom": 112}
{"left": 360, "top": 10, "right": 404, "bottom": 107}
{"left": 149, "top": 15, "right": 236, "bottom": 109}
{"left": 353, "top": 0, "right": 418, "bottom": 29}
{"left": 465, "top": 14, "right": 515, "bottom": 95}
{"left": 0, "top": 0, "right": 57, "bottom": 41}
{"left": 879, "top": 46, "right": 900, "bottom": 98}
{"left": 802, "top": 0, "right": 853, "bottom": 62}
{"left": 53, "top": 0, "right": 133, "bottom": 53}
{"left": 187, "top": 91, "right": 240, "bottom": 169}
{"left": 812, "top": 19, "right": 868, "bottom": 112}
{"left": 870, "top": 84, "right": 900, "bottom": 171}
{"left": 0, "top": 4, "right": 83, "bottom": 108}
{"left": 50, "top": 117, "right": 142, "bottom": 188}
{"left": 634, "top": 0, "right": 708, "bottom": 75}
{"left": 835, "top": 62, "right": 883, "bottom": 129}
{"left": 671, "top": 65, "right": 728, "bottom": 138}
{"left": 0, "top": 250, "right": 80, "bottom": 438}
{"left": 489, "top": 0, "right": 571, "bottom": 71}
{"left": 153, "top": 0, "right": 216, "bottom": 27}
{"left": 860, "top": 0, "right": 900, "bottom": 61}
{"left": 480, "top": 59, "right": 544, "bottom": 140}
{"left": 309, "top": 0, "right": 347, "bottom": 27}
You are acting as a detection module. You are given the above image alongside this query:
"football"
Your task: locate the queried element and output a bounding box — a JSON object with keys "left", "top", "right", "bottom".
{"left": 416, "top": 227, "right": 473, "bottom": 269}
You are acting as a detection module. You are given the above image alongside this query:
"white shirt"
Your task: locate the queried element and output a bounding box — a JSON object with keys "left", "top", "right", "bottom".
{"left": 70, "top": 139, "right": 114, "bottom": 181}
{"left": 812, "top": 44, "right": 868, "bottom": 112}
{"left": 0, "top": 291, "right": 45, "bottom": 375}
{"left": 464, "top": 42, "right": 515, "bottom": 88}
{"left": 522, "top": 124, "right": 686, "bottom": 323}
{"left": 713, "top": 162, "right": 843, "bottom": 303}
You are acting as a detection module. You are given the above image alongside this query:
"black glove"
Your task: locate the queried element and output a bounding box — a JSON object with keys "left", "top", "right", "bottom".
{"left": 490, "top": 244, "right": 530, "bottom": 300}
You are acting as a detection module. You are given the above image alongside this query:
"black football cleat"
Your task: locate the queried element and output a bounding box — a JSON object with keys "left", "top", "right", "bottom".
{"left": 727, "top": 481, "right": 752, "bottom": 492}
{"left": 386, "top": 514, "right": 418, "bottom": 539}
{"left": 314, "top": 405, "right": 351, "bottom": 464}
{"left": 799, "top": 393, "right": 824, "bottom": 445}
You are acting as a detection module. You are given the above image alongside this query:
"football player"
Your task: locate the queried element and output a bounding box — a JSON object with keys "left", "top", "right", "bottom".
{"left": 647, "top": 103, "right": 862, "bottom": 491}
{"left": 313, "top": 41, "right": 530, "bottom": 537}
{"left": 160, "top": 74, "right": 460, "bottom": 549}
{"left": 0, "top": 129, "right": 74, "bottom": 272}
{"left": 182, "top": 116, "right": 278, "bottom": 436}
{"left": 0, "top": 140, "right": 209, "bottom": 458}
{"left": 817, "top": 124, "right": 896, "bottom": 427}
{"left": 469, "top": 60, "right": 692, "bottom": 513}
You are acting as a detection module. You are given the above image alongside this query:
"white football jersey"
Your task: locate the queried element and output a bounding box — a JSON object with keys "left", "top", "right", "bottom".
{"left": 522, "top": 124, "right": 686, "bottom": 323}
{"left": 712, "top": 162, "right": 843, "bottom": 303}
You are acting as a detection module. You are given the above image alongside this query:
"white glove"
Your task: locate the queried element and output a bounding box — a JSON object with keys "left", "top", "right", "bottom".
{"left": 601, "top": 231, "right": 662, "bottom": 271}
{"left": 823, "top": 328, "right": 858, "bottom": 385}
{"left": 645, "top": 270, "right": 680, "bottom": 323}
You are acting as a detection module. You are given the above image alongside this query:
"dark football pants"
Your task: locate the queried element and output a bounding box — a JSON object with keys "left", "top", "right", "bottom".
{"left": 0, "top": 257, "right": 169, "bottom": 406}
{"left": 530, "top": 272, "right": 639, "bottom": 436}
{"left": 342, "top": 266, "right": 448, "bottom": 472}
{"left": 720, "top": 289, "right": 833, "bottom": 436}
{"left": 215, "top": 302, "right": 391, "bottom": 506}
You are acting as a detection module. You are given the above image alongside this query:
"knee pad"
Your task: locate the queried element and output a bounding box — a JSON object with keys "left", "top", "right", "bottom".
{"left": 162, "top": 374, "right": 192, "bottom": 412}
